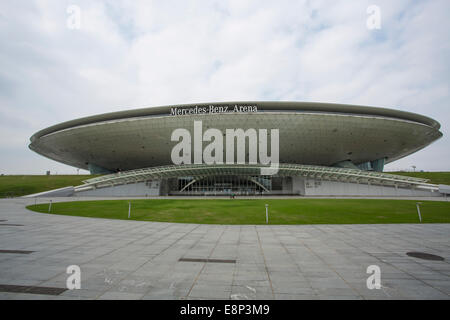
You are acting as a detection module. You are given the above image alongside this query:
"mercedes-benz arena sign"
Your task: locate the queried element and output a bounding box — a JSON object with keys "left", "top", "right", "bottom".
{"left": 29, "top": 101, "right": 443, "bottom": 196}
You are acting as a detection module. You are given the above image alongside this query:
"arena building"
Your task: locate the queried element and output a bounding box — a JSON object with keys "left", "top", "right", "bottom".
{"left": 29, "top": 101, "right": 448, "bottom": 197}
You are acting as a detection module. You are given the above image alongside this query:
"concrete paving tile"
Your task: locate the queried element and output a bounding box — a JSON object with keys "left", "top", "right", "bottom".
{"left": 3, "top": 292, "right": 60, "bottom": 300}
{"left": 308, "top": 278, "right": 352, "bottom": 289}
{"left": 274, "top": 293, "right": 317, "bottom": 300}
{"left": 232, "top": 279, "right": 271, "bottom": 287}
{"left": 60, "top": 289, "right": 104, "bottom": 299}
{"left": 319, "top": 295, "right": 364, "bottom": 300}
{"left": 1, "top": 198, "right": 449, "bottom": 300}
{"left": 313, "top": 287, "right": 362, "bottom": 297}
{"left": 0, "top": 292, "right": 21, "bottom": 300}
{"left": 396, "top": 285, "right": 449, "bottom": 299}
{"left": 110, "top": 279, "right": 153, "bottom": 294}
{"left": 141, "top": 288, "right": 178, "bottom": 300}
{"left": 97, "top": 291, "right": 144, "bottom": 300}
{"left": 422, "top": 280, "right": 450, "bottom": 293}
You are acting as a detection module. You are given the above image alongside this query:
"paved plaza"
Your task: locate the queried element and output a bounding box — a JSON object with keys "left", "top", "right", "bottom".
{"left": 0, "top": 197, "right": 449, "bottom": 300}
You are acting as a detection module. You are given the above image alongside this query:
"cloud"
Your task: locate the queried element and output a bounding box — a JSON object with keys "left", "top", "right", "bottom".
{"left": 0, "top": 0, "right": 449, "bottom": 174}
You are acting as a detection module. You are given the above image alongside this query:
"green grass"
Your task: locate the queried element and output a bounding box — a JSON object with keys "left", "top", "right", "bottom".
{"left": 26, "top": 199, "right": 450, "bottom": 225}
{"left": 389, "top": 172, "right": 450, "bottom": 185}
{"left": 0, "top": 175, "right": 93, "bottom": 198}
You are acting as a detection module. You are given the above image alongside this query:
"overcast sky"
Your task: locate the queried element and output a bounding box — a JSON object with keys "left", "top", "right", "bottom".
{"left": 0, "top": 0, "right": 449, "bottom": 174}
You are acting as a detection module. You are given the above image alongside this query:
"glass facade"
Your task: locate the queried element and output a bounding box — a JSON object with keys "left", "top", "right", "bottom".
{"left": 173, "top": 175, "right": 274, "bottom": 195}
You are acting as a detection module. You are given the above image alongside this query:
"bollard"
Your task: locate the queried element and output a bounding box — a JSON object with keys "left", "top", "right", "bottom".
{"left": 265, "top": 204, "right": 269, "bottom": 224}
{"left": 128, "top": 202, "right": 131, "bottom": 219}
{"left": 416, "top": 202, "right": 422, "bottom": 223}
{"left": 48, "top": 200, "right": 52, "bottom": 213}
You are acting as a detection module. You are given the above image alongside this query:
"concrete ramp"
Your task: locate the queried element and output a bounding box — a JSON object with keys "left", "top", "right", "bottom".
{"left": 22, "top": 186, "right": 75, "bottom": 198}
{"left": 438, "top": 184, "right": 450, "bottom": 194}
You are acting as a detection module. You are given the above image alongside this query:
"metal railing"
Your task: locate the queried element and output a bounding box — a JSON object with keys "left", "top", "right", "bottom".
{"left": 74, "top": 163, "right": 435, "bottom": 191}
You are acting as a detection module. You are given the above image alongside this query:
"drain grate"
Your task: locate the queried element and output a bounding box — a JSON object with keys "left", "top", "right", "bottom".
{"left": 0, "top": 250, "right": 34, "bottom": 254}
{"left": 406, "top": 252, "right": 445, "bottom": 261}
{"left": 0, "top": 284, "right": 67, "bottom": 295}
{"left": 0, "top": 223, "right": 24, "bottom": 226}
{"left": 179, "top": 258, "right": 236, "bottom": 264}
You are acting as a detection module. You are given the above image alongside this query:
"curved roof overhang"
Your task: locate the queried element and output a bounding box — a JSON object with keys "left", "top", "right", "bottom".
{"left": 31, "top": 101, "right": 441, "bottom": 141}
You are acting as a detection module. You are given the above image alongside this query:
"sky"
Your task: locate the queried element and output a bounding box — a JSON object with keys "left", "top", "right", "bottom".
{"left": 0, "top": 0, "right": 449, "bottom": 174}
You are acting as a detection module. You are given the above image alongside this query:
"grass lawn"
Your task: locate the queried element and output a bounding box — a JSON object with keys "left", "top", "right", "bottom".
{"left": 0, "top": 175, "right": 93, "bottom": 198}
{"left": 26, "top": 199, "right": 450, "bottom": 225}
{"left": 389, "top": 171, "right": 450, "bottom": 185}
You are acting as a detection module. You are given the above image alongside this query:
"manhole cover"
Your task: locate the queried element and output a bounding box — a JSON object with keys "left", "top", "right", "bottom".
{"left": 406, "top": 252, "right": 444, "bottom": 261}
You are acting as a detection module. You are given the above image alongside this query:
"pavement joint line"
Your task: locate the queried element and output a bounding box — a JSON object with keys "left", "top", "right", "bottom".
{"left": 185, "top": 226, "right": 227, "bottom": 299}
{"left": 37, "top": 220, "right": 184, "bottom": 298}
{"left": 255, "top": 226, "right": 275, "bottom": 299}
{"left": 230, "top": 226, "right": 242, "bottom": 299}
{"left": 288, "top": 225, "right": 366, "bottom": 299}
{"left": 136, "top": 223, "right": 203, "bottom": 299}
{"left": 347, "top": 226, "right": 449, "bottom": 293}
{"left": 364, "top": 251, "right": 450, "bottom": 297}
{"left": 301, "top": 241, "right": 365, "bottom": 299}
{"left": 271, "top": 227, "right": 317, "bottom": 298}
{"left": 327, "top": 228, "right": 448, "bottom": 298}
{"left": 106, "top": 223, "right": 202, "bottom": 299}
{"left": 395, "top": 224, "right": 446, "bottom": 254}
